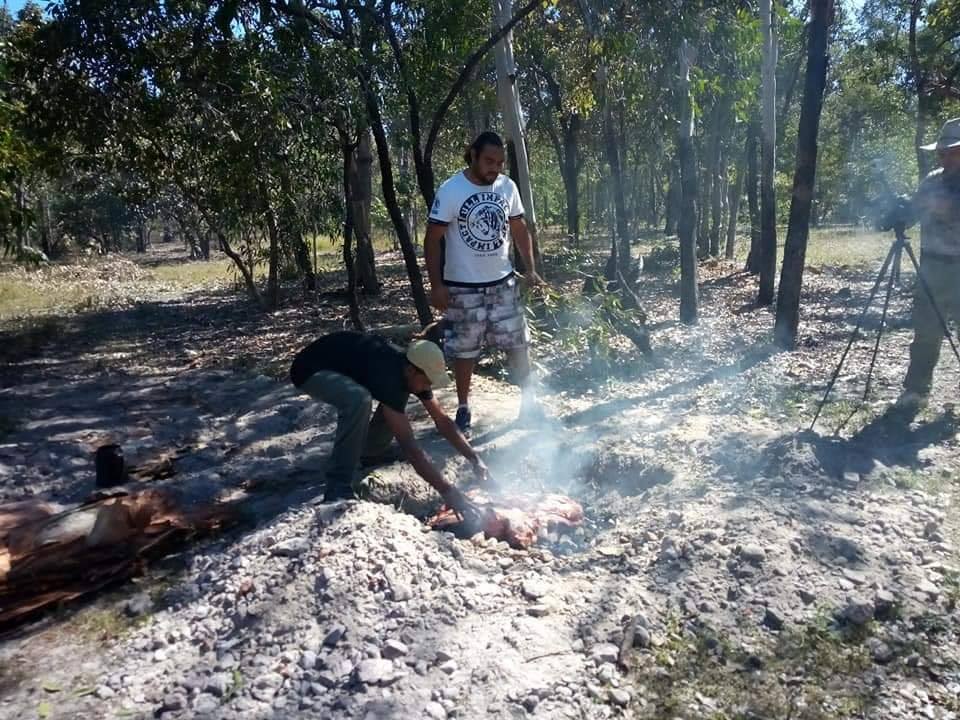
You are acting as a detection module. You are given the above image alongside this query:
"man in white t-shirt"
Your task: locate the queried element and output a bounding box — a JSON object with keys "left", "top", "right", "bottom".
{"left": 424, "top": 131, "right": 545, "bottom": 435}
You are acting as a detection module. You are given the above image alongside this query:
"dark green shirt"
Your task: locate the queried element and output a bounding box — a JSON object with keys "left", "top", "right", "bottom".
{"left": 290, "top": 331, "right": 432, "bottom": 413}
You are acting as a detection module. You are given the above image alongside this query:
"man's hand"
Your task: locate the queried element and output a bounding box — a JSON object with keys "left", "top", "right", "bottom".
{"left": 442, "top": 484, "right": 477, "bottom": 515}
{"left": 471, "top": 457, "right": 491, "bottom": 485}
{"left": 520, "top": 271, "right": 546, "bottom": 289}
{"left": 431, "top": 284, "right": 450, "bottom": 312}
{"left": 442, "top": 484, "right": 491, "bottom": 536}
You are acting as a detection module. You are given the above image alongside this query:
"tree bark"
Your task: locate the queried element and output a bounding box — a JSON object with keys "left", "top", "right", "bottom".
{"left": 774, "top": 0, "right": 834, "bottom": 349}
{"left": 745, "top": 121, "right": 761, "bottom": 273}
{"left": 279, "top": 166, "right": 316, "bottom": 290}
{"left": 562, "top": 117, "right": 581, "bottom": 244}
{"left": 725, "top": 145, "right": 746, "bottom": 260}
{"left": 710, "top": 145, "right": 725, "bottom": 257}
{"left": 491, "top": 0, "right": 542, "bottom": 271}
{"left": 664, "top": 161, "right": 680, "bottom": 235}
{"left": 339, "top": 130, "right": 364, "bottom": 331}
{"left": 351, "top": 130, "right": 380, "bottom": 294}
{"left": 758, "top": 0, "right": 779, "bottom": 306}
{"left": 909, "top": 0, "right": 932, "bottom": 181}
{"left": 678, "top": 41, "right": 699, "bottom": 325}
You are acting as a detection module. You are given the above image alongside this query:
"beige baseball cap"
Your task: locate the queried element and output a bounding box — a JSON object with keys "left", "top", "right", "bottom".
{"left": 920, "top": 117, "right": 960, "bottom": 151}
{"left": 406, "top": 340, "right": 450, "bottom": 388}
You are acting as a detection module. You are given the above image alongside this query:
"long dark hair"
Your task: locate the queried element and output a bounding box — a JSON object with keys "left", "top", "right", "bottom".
{"left": 463, "top": 131, "right": 504, "bottom": 164}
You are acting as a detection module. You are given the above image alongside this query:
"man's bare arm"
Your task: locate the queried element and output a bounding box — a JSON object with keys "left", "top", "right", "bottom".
{"left": 424, "top": 223, "right": 449, "bottom": 310}
{"left": 421, "top": 396, "right": 478, "bottom": 462}
{"left": 510, "top": 216, "right": 542, "bottom": 282}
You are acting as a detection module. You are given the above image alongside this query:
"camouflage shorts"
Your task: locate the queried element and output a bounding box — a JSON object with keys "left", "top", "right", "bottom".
{"left": 443, "top": 277, "right": 529, "bottom": 359}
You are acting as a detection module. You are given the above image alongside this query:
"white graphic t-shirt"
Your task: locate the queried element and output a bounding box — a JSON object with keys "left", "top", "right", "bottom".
{"left": 428, "top": 171, "right": 525, "bottom": 286}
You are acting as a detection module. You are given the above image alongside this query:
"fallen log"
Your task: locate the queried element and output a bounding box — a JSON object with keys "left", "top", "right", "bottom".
{"left": 0, "top": 490, "right": 233, "bottom": 629}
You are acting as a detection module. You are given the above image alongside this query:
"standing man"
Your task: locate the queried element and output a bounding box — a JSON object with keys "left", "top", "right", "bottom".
{"left": 425, "top": 131, "right": 544, "bottom": 436}
{"left": 897, "top": 118, "right": 960, "bottom": 408}
{"left": 290, "top": 330, "right": 487, "bottom": 510}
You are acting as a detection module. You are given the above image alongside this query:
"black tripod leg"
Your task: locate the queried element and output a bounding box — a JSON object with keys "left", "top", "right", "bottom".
{"left": 863, "top": 252, "right": 898, "bottom": 401}
{"left": 810, "top": 242, "right": 898, "bottom": 431}
{"left": 902, "top": 243, "right": 960, "bottom": 366}
{"left": 892, "top": 243, "right": 902, "bottom": 286}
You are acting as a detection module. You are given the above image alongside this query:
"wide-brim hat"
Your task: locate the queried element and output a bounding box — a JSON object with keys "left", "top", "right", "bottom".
{"left": 920, "top": 117, "right": 960, "bottom": 150}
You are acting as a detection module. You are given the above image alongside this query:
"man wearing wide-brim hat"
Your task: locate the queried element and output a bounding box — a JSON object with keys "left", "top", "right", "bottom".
{"left": 897, "top": 118, "right": 960, "bottom": 407}
{"left": 290, "top": 330, "right": 488, "bottom": 509}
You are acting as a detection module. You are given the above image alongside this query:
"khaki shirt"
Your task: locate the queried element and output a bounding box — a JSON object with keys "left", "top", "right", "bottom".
{"left": 912, "top": 168, "right": 960, "bottom": 257}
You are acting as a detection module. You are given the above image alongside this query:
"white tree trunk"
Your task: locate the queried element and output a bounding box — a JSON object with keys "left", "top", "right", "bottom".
{"left": 758, "top": 0, "right": 779, "bottom": 305}
{"left": 492, "top": 0, "right": 538, "bottom": 244}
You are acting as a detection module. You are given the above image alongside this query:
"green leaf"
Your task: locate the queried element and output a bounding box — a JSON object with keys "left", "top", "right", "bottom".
{"left": 37, "top": 701, "right": 51, "bottom": 719}
{"left": 41, "top": 682, "right": 61, "bottom": 693}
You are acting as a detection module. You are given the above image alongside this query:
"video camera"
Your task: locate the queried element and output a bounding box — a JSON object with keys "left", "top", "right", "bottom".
{"left": 877, "top": 193, "right": 913, "bottom": 232}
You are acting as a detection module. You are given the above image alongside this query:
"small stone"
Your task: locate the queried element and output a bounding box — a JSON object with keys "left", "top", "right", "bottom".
{"left": 251, "top": 672, "right": 284, "bottom": 701}
{"left": 300, "top": 650, "right": 318, "bottom": 670}
{"left": 205, "top": 674, "right": 230, "bottom": 698}
{"left": 608, "top": 688, "right": 631, "bottom": 706}
{"left": 153, "top": 649, "right": 167, "bottom": 662}
{"left": 323, "top": 625, "right": 346, "bottom": 647}
{"left": 874, "top": 590, "right": 898, "bottom": 622}
{"left": 589, "top": 643, "right": 620, "bottom": 664}
{"left": 763, "top": 607, "right": 785, "bottom": 631}
{"left": 390, "top": 583, "right": 414, "bottom": 602}
{"left": 357, "top": 658, "right": 395, "bottom": 685}
{"left": 315, "top": 672, "right": 338, "bottom": 689}
{"left": 916, "top": 578, "right": 939, "bottom": 598}
{"left": 526, "top": 604, "right": 551, "bottom": 617}
{"left": 95, "top": 685, "right": 115, "bottom": 700}
{"left": 439, "top": 660, "right": 458, "bottom": 675}
{"left": 162, "top": 693, "right": 188, "bottom": 712}
{"left": 523, "top": 695, "right": 540, "bottom": 712}
{"left": 425, "top": 701, "right": 447, "bottom": 719}
{"left": 798, "top": 588, "right": 817, "bottom": 605}
{"left": 842, "top": 568, "right": 868, "bottom": 586}
{"left": 633, "top": 625, "right": 651, "bottom": 649}
{"left": 842, "top": 597, "right": 875, "bottom": 626}
{"left": 522, "top": 579, "right": 548, "bottom": 600}
{"left": 382, "top": 640, "right": 409, "bottom": 659}
{"left": 271, "top": 538, "right": 309, "bottom": 557}
{"left": 739, "top": 544, "right": 766, "bottom": 565}
{"left": 192, "top": 694, "right": 219, "bottom": 715}
{"left": 868, "top": 638, "right": 895, "bottom": 664}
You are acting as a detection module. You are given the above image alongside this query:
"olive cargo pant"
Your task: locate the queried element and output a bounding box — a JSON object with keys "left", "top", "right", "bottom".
{"left": 300, "top": 371, "right": 395, "bottom": 500}
{"left": 903, "top": 255, "right": 960, "bottom": 394}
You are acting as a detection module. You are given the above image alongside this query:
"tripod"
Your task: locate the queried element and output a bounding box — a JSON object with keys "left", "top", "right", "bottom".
{"left": 810, "top": 223, "right": 960, "bottom": 431}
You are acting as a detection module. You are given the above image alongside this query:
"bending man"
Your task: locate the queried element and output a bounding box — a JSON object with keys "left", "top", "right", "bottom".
{"left": 291, "top": 330, "right": 486, "bottom": 510}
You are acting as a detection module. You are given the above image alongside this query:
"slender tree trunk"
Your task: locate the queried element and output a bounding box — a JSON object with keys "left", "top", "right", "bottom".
{"left": 217, "top": 230, "right": 263, "bottom": 307}
{"left": 758, "top": 0, "right": 779, "bottom": 306}
{"left": 710, "top": 145, "right": 725, "bottom": 257}
{"left": 909, "top": 0, "right": 932, "bottom": 181}
{"left": 698, "top": 162, "right": 712, "bottom": 257}
{"left": 678, "top": 41, "right": 699, "bottom": 324}
{"left": 601, "top": 89, "right": 632, "bottom": 283}
{"left": 340, "top": 132, "right": 364, "bottom": 330}
{"left": 562, "top": 118, "right": 581, "bottom": 244}
{"left": 279, "top": 166, "right": 316, "bottom": 290}
{"left": 365, "top": 92, "right": 431, "bottom": 324}
{"left": 664, "top": 161, "right": 680, "bottom": 235}
{"left": 745, "top": 121, "right": 761, "bottom": 273}
{"left": 492, "top": 0, "right": 541, "bottom": 268}
{"left": 774, "top": 0, "right": 834, "bottom": 349}
{"left": 351, "top": 130, "right": 381, "bottom": 294}
{"left": 262, "top": 188, "right": 281, "bottom": 310}
{"left": 725, "top": 146, "right": 746, "bottom": 260}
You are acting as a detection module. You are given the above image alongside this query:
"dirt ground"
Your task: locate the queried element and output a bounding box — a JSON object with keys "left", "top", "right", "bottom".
{"left": 0, "top": 238, "right": 958, "bottom": 720}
